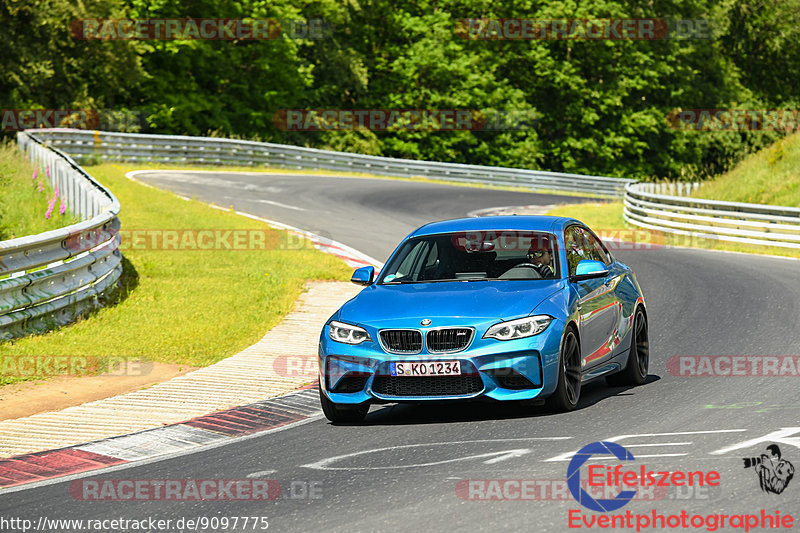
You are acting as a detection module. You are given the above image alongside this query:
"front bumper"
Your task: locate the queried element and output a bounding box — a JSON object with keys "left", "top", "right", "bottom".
{"left": 319, "top": 320, "right": 564, "bottom": 405}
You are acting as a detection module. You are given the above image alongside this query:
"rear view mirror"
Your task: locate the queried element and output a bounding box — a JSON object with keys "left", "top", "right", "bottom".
{"left": 570, "top": 260, "right": 609, "bottom": 282}
{"left": 351, "top": 266, "right": 375, "bottom": 286}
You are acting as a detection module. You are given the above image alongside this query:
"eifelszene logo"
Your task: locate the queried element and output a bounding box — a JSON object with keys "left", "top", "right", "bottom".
{"left": 567, "top": 441, "right": 637, "bottom": 512}
{"left": 743, "top": 444, "right": 795, "bottom": 494}
{"left": 567, "top": 441, "right": 721, "bottom": 512}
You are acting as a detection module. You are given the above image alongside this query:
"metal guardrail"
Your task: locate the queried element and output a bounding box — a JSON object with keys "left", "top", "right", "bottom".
{"left": 30, "top": 129, "right": 634, "bottom": 197}
{"left": 0, "top": 132, "right": 122, "bottom": 340}
{"left": 624, "top": 182, "right": 800, "bottom": 249}
{"left": 16, "top": 128, "right": 798, "bottom": 269}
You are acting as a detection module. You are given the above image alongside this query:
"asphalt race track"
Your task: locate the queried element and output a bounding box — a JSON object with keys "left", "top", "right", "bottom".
{"left": 3, "top": 171, "right": 800, "bottom": 532}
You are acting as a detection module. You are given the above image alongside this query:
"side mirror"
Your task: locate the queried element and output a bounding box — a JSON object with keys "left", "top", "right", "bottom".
{"left": 570, "top": 260, "right": 609, "bottom": 282}
{"left": 351, "top": 266, "right": 375, "bottom": 286}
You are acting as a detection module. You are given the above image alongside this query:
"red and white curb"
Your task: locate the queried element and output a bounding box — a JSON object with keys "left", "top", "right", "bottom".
{"left": 0, "top": 387, "right": 321, "bottom": 492}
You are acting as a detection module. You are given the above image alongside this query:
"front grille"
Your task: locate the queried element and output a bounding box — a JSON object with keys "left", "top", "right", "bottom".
{"left": 379, "top": 330, "right": 423, "bottom": 353}
{"left": 427, "top": 328, "right": 473, "bottom": 353}
{"left": 372, "top": 375, "right": 484, "bottom": 397}
{"left": 331, "top": 375, "right": 369, "bottom": 393}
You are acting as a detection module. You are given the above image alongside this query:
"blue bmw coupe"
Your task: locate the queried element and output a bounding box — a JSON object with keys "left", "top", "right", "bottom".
{"left": 318, "top": 216, "right": 648, "bottom": 422}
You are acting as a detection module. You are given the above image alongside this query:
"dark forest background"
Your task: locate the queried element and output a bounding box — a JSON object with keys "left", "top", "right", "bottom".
{"left": 2, "top": 0, "right": 799, "bottom": 180}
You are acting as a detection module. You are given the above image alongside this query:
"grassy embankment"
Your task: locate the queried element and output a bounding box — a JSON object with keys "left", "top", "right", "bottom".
{"left": 0, "top": 157, "right": 351, "bottom": 386}
{"left": 548, "top": 132, "right": 800, "bottom": 258}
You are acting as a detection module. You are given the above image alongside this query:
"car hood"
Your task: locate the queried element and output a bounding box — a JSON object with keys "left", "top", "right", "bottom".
{"left": 338, "top": 280, "right": 563, "bottom": 328}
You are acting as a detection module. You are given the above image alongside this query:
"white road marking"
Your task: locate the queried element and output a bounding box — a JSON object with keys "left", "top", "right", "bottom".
{"left": 544, "top": 429, "right": 747, "bottom": 462}
{"left": 483, "top": 449, "right": 531, "bottom": 464}
{"left": 710, "top": 427, "right": 800, "bottom": 455}
{"left": 564, "top": 454, "right": 688, "bottom": 461}
{"left": 254, "top": 199, "right": 305, "bottom": 211}
{"left": 247, "top": 470, "right": 277, "bottom": 478}
{"left": 623, "top": 442, "right": 691, "bottom": 448}
{"left": 305, "top": 448, "right": 532, "bottom": 470}
{"left": 301, "top": 438, "right": 569, "bottom": 471}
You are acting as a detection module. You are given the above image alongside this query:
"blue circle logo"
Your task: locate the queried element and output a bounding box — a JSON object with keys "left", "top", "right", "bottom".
{"left": 567, "top": 441, "right": 637, "bottom": 512}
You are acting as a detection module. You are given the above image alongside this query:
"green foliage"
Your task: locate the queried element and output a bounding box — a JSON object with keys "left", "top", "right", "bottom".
{"left": 0, "top": 0, "right": 143, "bottom": 118}
{"left": 2, "top": 0, "right": 799, "bottom": 180}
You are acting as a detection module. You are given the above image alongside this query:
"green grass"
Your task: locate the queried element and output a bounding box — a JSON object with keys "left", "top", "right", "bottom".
{"left": 0, "top": 142, "right": 80, "bottom": 240}
{"left": 693, "top": 131, "right": 800, "bottom": 206}
{"left": 0, "top": 163, "right": 352, "bottom": 386}
{"left": 547, "top": 201, "right": 800, "bottom": 258}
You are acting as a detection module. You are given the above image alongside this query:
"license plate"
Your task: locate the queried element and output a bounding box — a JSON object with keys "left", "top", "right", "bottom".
{"left": 390, "top": 361, "right": 461, "bottom": 377}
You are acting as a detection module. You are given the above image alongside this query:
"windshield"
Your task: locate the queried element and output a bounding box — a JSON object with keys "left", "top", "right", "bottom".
{"left": 378, "top": 231, "right": 560, "bottom": 284}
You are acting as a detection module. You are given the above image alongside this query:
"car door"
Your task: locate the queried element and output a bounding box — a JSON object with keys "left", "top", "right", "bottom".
{"left": 565, "top": 225, "right": 621, "bottom": 368}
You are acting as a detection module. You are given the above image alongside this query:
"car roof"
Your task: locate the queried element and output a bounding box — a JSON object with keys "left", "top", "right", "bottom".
{"left": 408, "top": 215, "right": 582, "bottom": 238}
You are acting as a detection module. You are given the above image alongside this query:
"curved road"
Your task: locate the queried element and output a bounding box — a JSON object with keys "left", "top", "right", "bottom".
{"left": 3, "top": 171, "right": 800, "bottom": 532}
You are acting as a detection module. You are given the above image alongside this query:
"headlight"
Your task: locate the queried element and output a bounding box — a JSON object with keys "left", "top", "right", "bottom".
{"left": 329, "top": 320, "right": 372, "bottom": 345}
{"left": 483, "top": 315, "right": 553, "bottom": 341}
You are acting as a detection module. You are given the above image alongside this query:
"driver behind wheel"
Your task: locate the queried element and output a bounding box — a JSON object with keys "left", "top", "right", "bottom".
{"left": 527, "top": 236, "right": 555, "bottom": 278}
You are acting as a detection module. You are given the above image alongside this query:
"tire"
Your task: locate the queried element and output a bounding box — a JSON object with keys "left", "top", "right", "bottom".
{"left": 319, "top": 382, "right": 369, "bottom": 423}
{"left": 546, "top": 328, "right": 581, "bottom": 412}
{"left": 606, "top": 308, "right": 649, "bottom": 387}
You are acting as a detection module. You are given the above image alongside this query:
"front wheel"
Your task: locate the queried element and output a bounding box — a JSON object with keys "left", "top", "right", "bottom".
{"left": 606, "top": 308, "right": 649, "bottom": 387}
{"left": 546, "top": 328, "right": 581, "bottom": 412}
{"left": 319, "top": 382, "right": 369, "bottom": 423}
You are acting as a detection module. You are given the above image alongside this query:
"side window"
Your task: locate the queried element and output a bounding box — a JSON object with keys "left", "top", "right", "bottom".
{"left": 585, "top": 230, "right": 612, "bottom": 265}
{"left": 394, "top": 240, "right": 430, "bottom": 281}
{"left": 423, "top": 241, "right": 439, "bottom": 269}
{"left": 564, "top": 227, "right": 585, "bottom": 277}
{"left": 564, "top": 226, "right": 608, "bottom": 276}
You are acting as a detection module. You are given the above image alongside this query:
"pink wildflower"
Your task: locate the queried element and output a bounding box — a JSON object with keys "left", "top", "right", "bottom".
{"left": 45, "top": 195, "right": 57, "bottom": 219}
